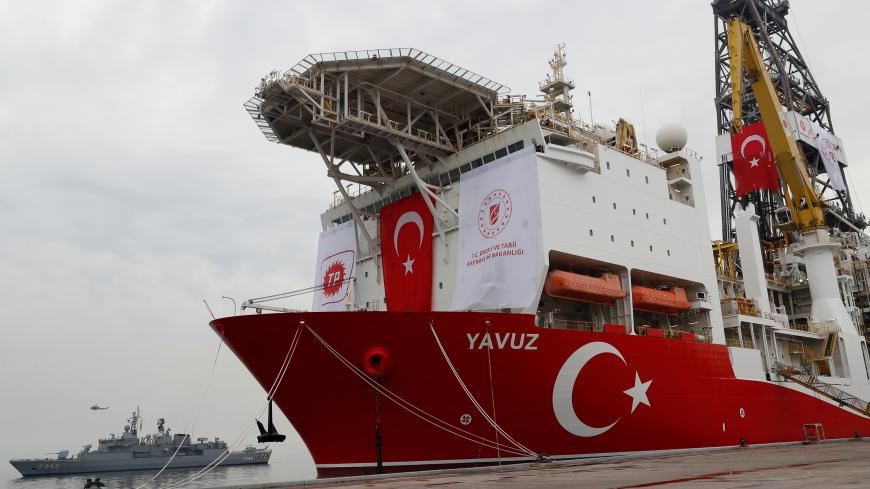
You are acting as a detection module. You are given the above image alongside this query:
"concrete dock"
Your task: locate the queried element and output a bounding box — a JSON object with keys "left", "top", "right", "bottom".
{"left": 252, "top": 440, "right": 870, "bottom": 488}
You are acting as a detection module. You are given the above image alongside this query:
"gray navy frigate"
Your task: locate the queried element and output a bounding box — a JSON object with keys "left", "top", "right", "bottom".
{"left": 9, "top": 408, "right": 270, "bottom": 477}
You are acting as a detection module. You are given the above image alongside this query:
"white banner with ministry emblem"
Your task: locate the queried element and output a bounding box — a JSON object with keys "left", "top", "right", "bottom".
{"left": 812, "top": 122, "right": 846, "bottom": 191}
{"left": 312, "top": 221, "right": 356, "bottom": 311}
{"left": 451, "top": 146, "right": 542, "bottom": 311}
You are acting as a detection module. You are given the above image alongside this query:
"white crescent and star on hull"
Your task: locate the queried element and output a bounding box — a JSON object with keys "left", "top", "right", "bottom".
{"left": 552, "top": 341, "right": 653, "bottom": 437}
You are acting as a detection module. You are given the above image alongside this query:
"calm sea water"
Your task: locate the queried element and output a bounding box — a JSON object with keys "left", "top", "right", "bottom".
{"left": 3, "top": 458, "right": 316, "bottom": 489}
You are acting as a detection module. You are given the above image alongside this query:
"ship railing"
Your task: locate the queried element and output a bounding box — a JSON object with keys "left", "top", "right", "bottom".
{"left": 330, "top": 183, "right": 371, "bottom": 209}
{"left": 283, "top": 48, "right": 509, "bottom": 94}
{"left": 539, "top": 73, "right": 575, "bottom": 90}
{"left": 726, "top": 338, "right": 756, "bottom": 349}
{"left": 544, "top": 318, "right": 602, "bottom": 332}
{"left": 240, "top": 279, "right": 356, "bottom": 313}
{"left": 775, "top": 362, "right": 870, "bottom": 415}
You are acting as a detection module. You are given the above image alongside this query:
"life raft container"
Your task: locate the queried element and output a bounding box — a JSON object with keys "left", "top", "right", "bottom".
{"left": 544, "top": 271, "right": 626, "bottom": 305}
{"left": 631, "top": 285, "right": 691, "bottom": 314}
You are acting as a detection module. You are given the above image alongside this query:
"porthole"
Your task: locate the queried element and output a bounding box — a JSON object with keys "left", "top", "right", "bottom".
{"left": 649, "top": 245, "right": 654, "bottom": 252}
{"left": 645, "top": 176, "right": 649, "bottom": 184}
{"left": 632, "top": 209, "right": 637, "bottom": 216}
{"left": 626, "top": 169, "right": 631, "bottom": 177}
{"left": 631, "top": 240, "right": 635, "bottom": 247}
{"left": 606, "top": 161, "right": 611, "bottom": 170}
{"left": 592, "top": 196, "right": 597, "bottom": 203}
{"left": 610, "top": 235, "right": 615, "bottom": 242}
{"left": 667, "top": 250, "right": 671, "bottom": 256}
{"left": 663, "top": 218, "right": 667, "bottom": 225}
{"left": 645, "top": 212, "right": 649, "bottom": 219}
{"left": 612, "top": 202, "right": 617, "bottom": 210}
{"left": 589, "top": 229, "right": 594, "bottom": 237}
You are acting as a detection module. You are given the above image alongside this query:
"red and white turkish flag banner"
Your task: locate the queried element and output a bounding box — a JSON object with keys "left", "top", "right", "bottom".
{"left": 730, "top": 121, "right": 782, "bottom": 198}
{"left": 379, "top": 192, "right": 434, "bottom": 311}
{"left": 311, "top": 222, "right": 356, "bottom": 312}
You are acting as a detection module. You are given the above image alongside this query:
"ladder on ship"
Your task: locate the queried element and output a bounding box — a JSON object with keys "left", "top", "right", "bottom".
{"left": 775, "top": 362, "right": 870, "bottom": 416}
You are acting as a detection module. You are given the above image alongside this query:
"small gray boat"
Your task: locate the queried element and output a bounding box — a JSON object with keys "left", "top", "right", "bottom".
{"left": 10, "top": 408, "right": 270, "bottom": 477}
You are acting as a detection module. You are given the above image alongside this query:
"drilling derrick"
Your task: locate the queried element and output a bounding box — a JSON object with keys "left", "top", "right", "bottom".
{"left": 712, "top": 0, "right": 866, "bottom": 242}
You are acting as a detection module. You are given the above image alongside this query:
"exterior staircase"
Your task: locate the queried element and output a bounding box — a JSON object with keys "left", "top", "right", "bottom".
{"left": 775, "top": 362, "right": 870, "bottom": 417}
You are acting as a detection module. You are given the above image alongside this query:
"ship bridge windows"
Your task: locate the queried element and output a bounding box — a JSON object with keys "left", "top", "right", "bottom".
{"left": 861, "top": 342, "right": 870, "bottom": 380}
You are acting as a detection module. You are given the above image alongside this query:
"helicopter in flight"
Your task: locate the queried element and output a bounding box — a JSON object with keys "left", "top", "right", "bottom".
{"left": 89, "top": 405, "right": 109, "bottom": 411}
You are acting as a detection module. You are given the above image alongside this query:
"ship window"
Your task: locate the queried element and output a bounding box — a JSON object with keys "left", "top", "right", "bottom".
{"left": 606, "top": 161, "right": 611, "bottom": 170}
{"left": 632, "top": 208, "right": 637, "bottom": 216}
{"left": 483, "top": 153, "right": 495, "bottom": 163}
{"left": 649, "top": 245, "right": 654, "bottom": 252}
{"left": 495, "top": 148, "right": 508, "bottom": 158}
{"left": 589, "top": 229, "right": 594, "bottom": 236}
{"left": 860, "top": 341, "right": 870, "bottom": 380}
{"left": 508, "top": 140, "right": 525, "bottom": 152}
{"left": 592, "top": 196, "right": 596, "bottom": 203}
{"left": 439, "top": 282, "right": 443, "bottom": 290}
{"left": 612, "top": 202, "right": 617, "bottom": 210}
{"left": 365, "top": 271, "right": 369, "bottom": 278}
{"left": 626, "top": 169, "right": 631, "bottom": 177}
{"left": 610, "top": 235, "right": 615, "bottom": 242}
{"left": 663, "top": 218, "right": 667, "bottom": 225}
{"left": 471, "top": 158, "right": 483, "bottom": 168}
{"left": 631, "top": 240, "right": 635, "bottom": 247}
{"left": 645, "top": 176, "right": 649, "bottom": 184}
{"left": 448, "top": 168, "right": 460, "bottom": 182}
{"left": 645, "top": 212, "right": 649, "bottom": 219}
{"left": 667, "top": 250, "right": 671, "bottom": 256}
{"left": 460, "top": 163, "right": 471, "bottom": 173}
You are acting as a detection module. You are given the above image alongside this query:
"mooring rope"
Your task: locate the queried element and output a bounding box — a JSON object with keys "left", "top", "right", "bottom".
{"left": 133, "top": 330, "right": 225, "bottom": 489}
{"left": 305, "top": 325, "right": 530, "bottom": 456}
{"left": 161, "top": 324, "right": 303, "bottom": 488}
{"left": 429, "top": 325, "right": 537, "bottom": 457}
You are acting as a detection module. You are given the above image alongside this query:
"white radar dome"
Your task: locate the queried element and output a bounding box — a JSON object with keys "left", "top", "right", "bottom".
{"left": 656, "top": 124, "right": 688, "bottom": 153}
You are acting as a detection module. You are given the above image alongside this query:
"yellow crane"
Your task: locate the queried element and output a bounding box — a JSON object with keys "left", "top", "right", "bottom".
{"left": 725, "top": 18, "right": 826, "bottom": 232}
{"left": 727, "top": 17, "right": 863, "bottom": 370}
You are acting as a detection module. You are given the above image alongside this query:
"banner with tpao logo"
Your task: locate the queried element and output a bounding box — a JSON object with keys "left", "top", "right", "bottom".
{"left": 451, "top": 146, "right": 542, "bottom": 311}
{"left": 312, "top": 221, "right": 356, "bottom": 312}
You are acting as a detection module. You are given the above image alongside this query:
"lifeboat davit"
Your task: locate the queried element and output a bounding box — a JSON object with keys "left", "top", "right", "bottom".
{"left": 544, "top": 271, "right": 626, "bottom": 304}
{"left": 632, "top": 285, "right": 691, "bottom": 314}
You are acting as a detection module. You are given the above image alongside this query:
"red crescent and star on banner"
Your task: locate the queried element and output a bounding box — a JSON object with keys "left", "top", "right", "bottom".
{"left": 379, "top": 193, "right": 434, "bottom": 311}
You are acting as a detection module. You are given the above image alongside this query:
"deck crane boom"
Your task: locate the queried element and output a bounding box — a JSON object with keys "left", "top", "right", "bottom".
{"left": 725, "top": 17, "right": 825, "bottom": 232}
{"left": 726, "top": 17, "right": 868, "bottom": 391}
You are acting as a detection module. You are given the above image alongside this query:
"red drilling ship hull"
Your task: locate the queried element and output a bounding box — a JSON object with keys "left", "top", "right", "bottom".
{"left": 211, "top": 311, "right": 870, "bottom": 477}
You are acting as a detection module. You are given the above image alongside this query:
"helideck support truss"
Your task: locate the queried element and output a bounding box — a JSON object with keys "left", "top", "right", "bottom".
{"left": 248, "top": 48, "right": 508, "bottom": 263}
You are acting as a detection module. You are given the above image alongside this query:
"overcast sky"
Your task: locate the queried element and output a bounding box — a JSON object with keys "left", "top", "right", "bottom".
{"left": 1, "top": 0, "right": 868, "bottom": 484}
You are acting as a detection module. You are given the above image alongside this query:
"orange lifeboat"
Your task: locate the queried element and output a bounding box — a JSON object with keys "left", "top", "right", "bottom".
{"left": 631, "top": 285, "right": 691, "bottom": 314}
{"left": 544, "top": 271, "right": 626, "bottom": 305}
